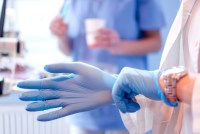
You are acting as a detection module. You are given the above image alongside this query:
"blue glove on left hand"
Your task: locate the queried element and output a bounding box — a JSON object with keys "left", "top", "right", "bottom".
{"left": 18, "top": 62, "right": 118, "bottom": 121}
{"left": 112, "top": 67, "right": 178, "bottom": 113}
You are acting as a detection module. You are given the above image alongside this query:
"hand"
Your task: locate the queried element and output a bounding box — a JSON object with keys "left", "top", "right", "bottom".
{"left": 112, "top": 67, "right": 177, "bottom": 113}
{"left": 90, "top": 28, "right": 121, "bottom": 50}
{"left": 18, "top": 62, "right": 115, "bottom": 121}
{"left": 49, "top": 16, "right": 68, "bottom": 38}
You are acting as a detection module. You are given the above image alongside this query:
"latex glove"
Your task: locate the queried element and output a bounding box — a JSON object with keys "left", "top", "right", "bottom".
{"left": 90, "top": 28, "right": 121, "bottom": 49}
{"left": 18, "top": 62, "right": 117, "bottom": 121}
{"left": 112, "top": 67, "right": 178, "bottom": 113}
{"left": 49, "top": 16, "right": 68, "bottom": 38}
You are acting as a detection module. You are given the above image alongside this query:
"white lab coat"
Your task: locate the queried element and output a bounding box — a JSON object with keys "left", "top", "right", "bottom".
{"left": 120, "top": 0, "right": 200, "bottom": 133}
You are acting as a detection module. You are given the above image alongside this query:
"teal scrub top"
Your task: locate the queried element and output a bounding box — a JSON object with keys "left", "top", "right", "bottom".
{"left": 62, "top": 0, "right": 164, "bottom": 130}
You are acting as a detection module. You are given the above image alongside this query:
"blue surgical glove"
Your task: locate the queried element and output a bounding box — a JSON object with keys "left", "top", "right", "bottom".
{"left": 112, "top": 67, "right": 178, "bottom": 113}
{"left": 18, "top": 62, "right": 119, "bottom": 121}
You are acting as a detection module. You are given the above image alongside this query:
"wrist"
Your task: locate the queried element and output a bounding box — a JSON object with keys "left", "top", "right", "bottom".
{"left": 158, "top": 67, "right": 188, "bottom": 106}
{"left": 158, "top": 75, "right": 178, "bottom": 107}
{"left": 93, "top": 90, "right": 113, "bottom": 106}
{"left": 111, "top": 41, "right": 129, "bottom": 55}
{"left": 159, "top": 75, "right": 165, "bottom": 95}
{"left": 159, "top": 74, "right": 196, "bottom": 105}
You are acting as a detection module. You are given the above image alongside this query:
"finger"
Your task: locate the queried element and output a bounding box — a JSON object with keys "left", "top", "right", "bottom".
{"left": 97, "top": 28, "right": 111, "bottom": 35}
{"left": 26, "top": 96, "right": 89, "bottom": 112}
{"left": 36, "top": 94, "right": 106, "bottom": 121}
{"left": 51, "top": 25, "right": 67, "bottom": 36}
{"left": 44, "top": 62, "right": 88, "bottom": 74}
{"left": 113, "top": 85, "right": 132, "bottom": 98}
{"left": 92, "top": 36, "right": 110, "bottom": 49}
{"left": 113, "top": 94, "right": 140, "bottom": 113}
{"left": 19, "top": 89, "right": 87, "bottom": 101}
{"left": 17, "top": 74, "right": 76, "bottom": 90}
{"left": 37, "top": 107, "right": 70, "bottom": 121}
{"left": 95, "top": 35, "right": 110, "bottom": 45}
{"left": 26, "top": 99, "right": 67, "bottom": 112}
{"left": 53, "top": 28, "right": 66, "bottom": 37}
{"left": 115, "top": 99, "right": 127, "bottom": 113}
{"left": 123, "top": 93, "right": 140, "bottom": 112}
{"left": 19, "top": 90, "right": 60, "bottom": 101}
{"left": 112, "top": 84, "right": 133, "bottom": 113}
{"left": 37, "top": 102, "right": 87, "bottom": 121}
{"left": 126, "top": 101, "right": 140, "bottom": 112}
{"left": 17, "top": 78, "right": 56, "bottom": 90}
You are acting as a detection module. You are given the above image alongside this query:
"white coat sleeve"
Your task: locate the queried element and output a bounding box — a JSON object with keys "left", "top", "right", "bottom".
{"left": 192, "top": 76, "right": 200, "bottom": 133}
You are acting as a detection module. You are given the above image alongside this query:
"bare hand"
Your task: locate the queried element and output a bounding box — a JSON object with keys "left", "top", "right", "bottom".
{"left": 49, "top": 16, "right": 68, "bottom": 38}
{"left": 90, "top": 28, "right": 121, "bottom": 52}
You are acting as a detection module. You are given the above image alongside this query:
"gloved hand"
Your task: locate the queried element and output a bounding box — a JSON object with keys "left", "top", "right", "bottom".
{"left": 112, "top": 67, "right": 178, "bottom": 113}
{"left": 18, "top": 62, "right": 118, "bottom": 121}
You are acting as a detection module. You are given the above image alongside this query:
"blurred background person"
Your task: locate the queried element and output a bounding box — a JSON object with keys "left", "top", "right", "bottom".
{"left": 49, "top": 0, "right": 164, "bottom": 134}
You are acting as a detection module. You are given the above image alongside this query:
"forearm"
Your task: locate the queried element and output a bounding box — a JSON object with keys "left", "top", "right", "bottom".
{"left": 115, "top": 31, "right": 161, "bottom": 56}
{"left": 159, "top": 73, "right": 198, "bottom": 105}
{"left": 57, "top": 36, "right": 72, "bottom": 56}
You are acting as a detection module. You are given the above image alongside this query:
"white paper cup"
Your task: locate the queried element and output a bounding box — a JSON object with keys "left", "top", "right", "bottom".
{"left": 85, "top": 19, "right": 105, "bottom": 46}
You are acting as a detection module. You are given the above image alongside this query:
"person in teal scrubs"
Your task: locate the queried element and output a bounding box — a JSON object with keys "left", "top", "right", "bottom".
{"left": 49, "top": 0, "right": 164, "bottom": 133}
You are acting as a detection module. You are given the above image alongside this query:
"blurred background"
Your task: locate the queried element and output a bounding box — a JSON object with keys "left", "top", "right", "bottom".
{"left": 0, "top": 0, "right": 180, "bottom": 134}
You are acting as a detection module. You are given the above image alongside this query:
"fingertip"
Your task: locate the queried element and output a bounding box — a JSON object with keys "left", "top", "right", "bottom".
{"left": 37, "top": 114, "right": 53, "bottom": 122}
{"left": 44, "top": 65, "right": 50, "bottom": 72}
{"left": 19, "top": 94, "right": 26, "bottom": 101}
{"left": 26, "top": 105, "right": 33, "bottom": 111}
{"left": 37, "top": 116, "right": 47, "bottom": 122}
{"left": 17, "top": 81, "right": 38, "bottom": 89}
{"left": 18, "top": 92, "right": 34, "bottom": 101}
{"left": 25, "top": 104, "right": 33, "bottom": 112}
{"left": 26, "top": 102, "right": 43, "bottom": 111}
{"left": 17, "top": 82, "right": 24, "bottom": 88}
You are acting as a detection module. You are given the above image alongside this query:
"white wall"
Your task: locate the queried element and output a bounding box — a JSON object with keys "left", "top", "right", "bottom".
{"left": 9, "top": 0, "right": 70, "bottom": 69}
{"left": 148, "top": 0, "right": 180, "bottom": 70}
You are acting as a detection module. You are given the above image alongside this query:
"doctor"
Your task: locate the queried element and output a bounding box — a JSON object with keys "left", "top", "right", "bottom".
{"left": 17, "top": 0, "right": 200, "bottom": 133}
{"left": 114, "top": 0, "right": 200, "bottom": 133}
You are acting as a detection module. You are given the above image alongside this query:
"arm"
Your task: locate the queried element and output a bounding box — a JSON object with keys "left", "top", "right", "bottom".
{"left": 159, "top": 73, "right": 198, "bottom": 105}
{"left": 49, "top": 16, "right": 72, "bottom": 56}
{"left": 114, "top": 30, "right": 161, "bottom": 55}
{"left": 91, "top": 29, "right": 162, "bottom": 56}
{"left": 57, "top": 36, "right": 72, "bottom": 56}
{"left": 112, "top": 67, "right": 199, "bottom": 113}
